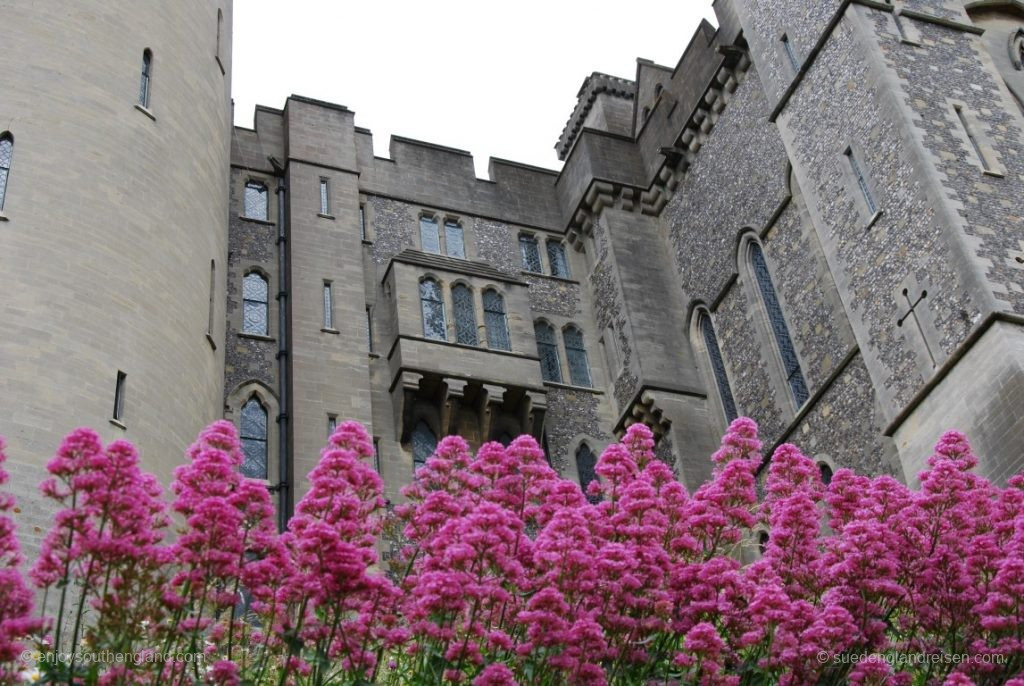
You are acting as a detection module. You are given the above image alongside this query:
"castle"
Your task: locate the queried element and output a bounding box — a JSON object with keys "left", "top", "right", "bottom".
{"left": 3, "top": 0, "right": 1024, "bottom": 544}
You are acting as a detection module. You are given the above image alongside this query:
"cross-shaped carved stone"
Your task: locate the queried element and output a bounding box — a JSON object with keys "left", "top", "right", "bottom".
{"left": 897, "top": 288, "right": 936, "bottom": 367}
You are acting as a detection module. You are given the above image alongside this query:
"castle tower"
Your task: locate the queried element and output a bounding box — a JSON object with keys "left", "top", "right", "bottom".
{"left": 0, "top": 1, "right": 233, "bottom": 551}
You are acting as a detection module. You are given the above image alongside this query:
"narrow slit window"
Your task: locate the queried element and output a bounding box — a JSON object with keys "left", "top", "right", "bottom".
{"left": 207, "top": 260, "right": 216, "bottom": 336}
{"left": 420, "top": 278, "right": 447, "bottom": 340}
{"left": 954, "top": 105, "right": 991, "bottom": 172}
{"left": 327, "top": 415, "right": 337, "bottom": 437}
{"left": 420, "top": 216, "right": 440, "bottom": 254}
{"left": 547, "top": 241, "right": 571, "bottom": 278}
{"left": 484, "top": 289, "right": 510, "bottom": 351}
{"left": 319, "top": 178, "right": 330, "bottom": 215}
{"left": 0, "top": 133, "right": 13, "bottom": 211}
{"left": 359, "top": 204, "right": 367, "bottom": 240}
{"left": 366, "top": 305, "right": 374, "bottom": 351}
{"left": 535, "top": 321, "right": 562, "bottom": 383}
{"left": 444, "top": 220, "right": 466, "bottom": 258}
{"left": 781, "top": 34, "right": 800, "bottom": 72}
{"left": 242, "top": 272, "right": 269, "bottom": 336}
{"left": 244, "top": 182, "right": 269, "bottom": 220}
{"left": 749, "top": 242, "right": 809, "bottom": 406}
{"left": 216, "top": 9, "right": 224, "bottom": 63}
{"left": 139, "top": 49, "right": 153, "bottom": 107}
{"left": 699, "top": 312, "right": 738, "bottom": 422}
{"left": 323, "top": 281, "right": 333, "bottom": 329}
{"left": 564, "top": 326, "right": 592, "bottom": 387}
{"left": 240, "top": 397, "right": 268, "bottom": 479}
{"left": 452, "top": 284, "right": 478, "bottom": 346}
{"left": 113, "top": 371, "right": 127, "bottom": 421}
{"left": 520, "top": 235, "right": 542, "bottom": 272}
{"left": 845, "top": 148, "right": 878, "bottom": 215}
{"left": 373, "top": 438, "right": 381, "bottom": 472}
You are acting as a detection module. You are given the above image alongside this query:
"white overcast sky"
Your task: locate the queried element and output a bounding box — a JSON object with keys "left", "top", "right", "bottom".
{"left": 232, "top": 1, "right": 716, "bottom": 178}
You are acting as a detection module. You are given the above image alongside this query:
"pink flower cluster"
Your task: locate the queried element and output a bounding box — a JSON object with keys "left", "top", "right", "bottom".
{"left": 1, "top": 416, "right": 1022, "bottom": 685}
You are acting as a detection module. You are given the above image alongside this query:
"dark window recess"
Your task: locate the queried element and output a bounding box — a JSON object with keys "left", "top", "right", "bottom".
{"left": 700, "top": 313, "right": 738, "bottom": 421}
{"left": 576, "top": 444, "right": 600, "bottom": 503}
{"left": 411, "top": 420, "right": 436, "bottom": 471}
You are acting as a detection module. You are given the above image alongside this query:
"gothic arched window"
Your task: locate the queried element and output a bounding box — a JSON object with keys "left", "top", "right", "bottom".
{"left": 139, "top": 49, "right": 153, "bottom": 107}
{"left": 420, "top": 278, "right": 447, "bottom": 340}
{"left": 520, "top": 235, "right": 542, "bottom": 272}
{"left": 411, "top": 420, "right": 437, "bottom": 470}
{"left": 242, "top": 272, "right": 269, "bottom": 336}
{"left": 240, "top": 397, "right": 268, "bottom": 479}
{"left": 452, "top": 283, "right": 477, "bottom": 346}
{"left": 0, "top": 133, "right": 12, "bottom": 211}
{"left": 546, "top": 241, "right": 571, "bottom": 278}
{"left": 563, "top": 326, "right": 592, "bottom": 387}
{"left": 484, "top": 289, "right": 510, "bottom": 351}
{"left": 534, "top": 321, "right": 562, "bottom": 383}
{"left": 498, "top": 433, "right": 514, "bottom": 447}
{"left": 576, "top": 443, "right": 599, "bottom": 502}
{"left": 748, "top": 242, "right": 809, "bottom": 407}
{"left": 244, "top": 181, "right": 268, "bottom": 220}
{"left": 699, "top": 311, "right": 738, "bottom": 422}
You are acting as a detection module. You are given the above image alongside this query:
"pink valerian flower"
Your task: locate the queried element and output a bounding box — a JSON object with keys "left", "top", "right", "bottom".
{"left": 472, "top": 662, "right": 517, "bottom": 685}
{"left": 0, "top": 438, "right": 45, "bottom": 680}
{"left": 674, "top": 622, "right": 738, "bottom": 686}
{"left": 272, "top": 421, "right": 397, "bottom": 683}
{"left": 684, "top": 418, "right": 761, "bottom": 556}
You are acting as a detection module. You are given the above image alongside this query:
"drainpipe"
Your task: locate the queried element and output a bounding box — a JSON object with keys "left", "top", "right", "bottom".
{"left": 269, "top": 156, "right": 291, "bottom": 531}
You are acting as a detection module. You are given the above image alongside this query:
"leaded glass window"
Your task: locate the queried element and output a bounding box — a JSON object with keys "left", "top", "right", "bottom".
{"left": 547, "top": 241, "right": 570, "bottom": 278}
{"left": 520, "top": 235, "right": 542, "bottom": 272}
{"left": 240, "top": 398, "right": 268, "bottom": 479}
{"left": 327, "top": 415, "right": 337, "bottom": 437}
{"left": 323, "top": 282, "right": 333, "bottom": 329}
{"left": 535, "top": 321, "right": 562, "bottom": 383}
{"left": 445, "top": 220, "right": 465, "bottom": 258}
{"left": 411, "top": 420, "right": 436, "bottom": 470}
{"left": 420, "top": 278, "right": 446, "bottom": 340}
{"left": 749, "top": 243, "right": 809, "bottom": 406}
{"left": 576, "top": 444, "right": 599, "bottom": 502}
{"left": 452, "top": 284, "right": 477, "bottom": 346}
{"left": 242, "top": 272, "right": 269, "bottom": 336}
{"left": 484, "top": 290, "right": 510, "bottom": 351}
{"left": 564, "top": 326, "right": 592, "bottom": 387}
{"left": 700, "top": 312, "right": 738, "bottom": 422}
{"left": 244, "top": 182, "right": 268, "bottom": 220}
{"left": 139, "top": 50, "right": 152, "bottom": 107}
{"left": 319, "top": 178, "right": 330, "bottom": 215}
{"left": 0, "top": 134, "right": 12, "bottom": 210}
{"left": 420, "top": 216, "right": 440, "bottom": 254}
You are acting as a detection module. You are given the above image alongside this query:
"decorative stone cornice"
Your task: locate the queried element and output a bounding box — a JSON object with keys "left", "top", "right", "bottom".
{"left": 565, "top": 47, "right": 752, "bottom": 249}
